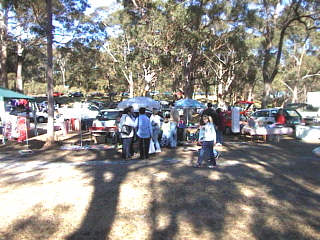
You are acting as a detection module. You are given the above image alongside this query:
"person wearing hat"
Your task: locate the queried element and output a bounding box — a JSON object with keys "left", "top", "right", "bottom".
{"left": 135, "top": 107, "right": 153, "bottom": 159}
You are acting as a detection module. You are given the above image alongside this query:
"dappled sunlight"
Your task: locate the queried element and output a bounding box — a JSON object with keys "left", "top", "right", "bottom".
{"left": 208, "top": 171, "right": 222, "bottom": 181}
{"left": 176, "top": 213, "right": 215, "bottom": 239}
{"left": 244, "top": 162, "right": 274, "bottom": 177}
{"left": 103, "top": 171, "right": 114, "bottom": 182}
{"left": 221, "top": 203, "right": 256, "bottom": 240}
{"left": 155, "top": 211, "right": 171, "bottom": 231}
{"left": 0, "top": 164, "right": 94, "bottom": 238}
{"left": 238, "top": 185, "right": 256, "bottom": 198}
{"left": 0, "top": 137, "right": 319, "bottom": 239}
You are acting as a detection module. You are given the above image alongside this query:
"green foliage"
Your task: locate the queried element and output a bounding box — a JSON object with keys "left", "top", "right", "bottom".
{"left": 3, "top": 0, "right": 319, "bottom": 102}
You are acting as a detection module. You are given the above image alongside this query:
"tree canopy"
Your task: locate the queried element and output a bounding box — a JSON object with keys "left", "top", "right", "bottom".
{"left": 0, "top": 0, "right": 319, "bottom": 107}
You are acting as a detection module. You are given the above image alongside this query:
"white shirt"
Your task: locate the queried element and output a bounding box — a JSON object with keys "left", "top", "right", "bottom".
{"left": 150, "top": 114, "right": 162, "bottom": 128}
{"left": 198, "top": 122, "right": 216, "bottom": 142}
{"left": 119, "top": 114, "right": 135, "bottom": 138}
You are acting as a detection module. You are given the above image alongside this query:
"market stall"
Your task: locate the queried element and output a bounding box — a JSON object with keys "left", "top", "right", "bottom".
{"left": 241, "top": 120, "right": 294, "bottom": 142}
{"left": 0, "top": 87, "right": 37, "bottom": 144}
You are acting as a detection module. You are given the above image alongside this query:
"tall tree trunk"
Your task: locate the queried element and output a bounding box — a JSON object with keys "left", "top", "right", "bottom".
{"left": 183, "top": 54, "right": 196, "bottom": 98}
{"left": 16, "top": 42, "right": 24, "bottom": 92}
{"left": 262, "top": 82, "right": 272, "bottom": 108}
{"left": 292, "top": 85, "right": 298, "bottom": 103}
{"left": 129, "top": 72, "right": 134, "bottom": 98}
{"left": 0, "top": 6, "right": 8, "bottom": 88}
{"left": 45, "top": 0, "right": 55, "bottom": 145}
{"left": 247, "top": 87, "right": 253, "bottom": 102}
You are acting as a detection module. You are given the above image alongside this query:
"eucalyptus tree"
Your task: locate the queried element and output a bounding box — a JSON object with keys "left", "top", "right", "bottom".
{"left": 7, "top": 0, "right": 92, "bottom": 144}
{"left": 0, "top": 0, "right": 9, "bottom": 87}
{"left": 281, "top": 28, "right": 320, "bottom": 103}
{"left": 246, "top": 0, "right": 320, "bottom": 108}
{"left": 144, "top": 0, "right": 250, "bottom": 99}
{"left": 107, "top": 0, "right": 167, "bottom": 97}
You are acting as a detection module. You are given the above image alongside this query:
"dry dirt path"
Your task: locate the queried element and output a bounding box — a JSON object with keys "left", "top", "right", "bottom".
{"left": 0, "top": 138, "right": 319, "bottom": 240}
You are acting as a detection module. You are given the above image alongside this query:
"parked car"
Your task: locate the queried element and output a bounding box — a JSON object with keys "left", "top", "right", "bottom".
{"left": 285, "top": 103, "right": 320, "bottom": 124}
{"left": 250, "top": 108, "right": 303, "bottom": 127}
{"left": 120, "top": 92, "right": 129, "bottom": 97}
{"left": 10, "top": 107, "right": 48, "bottom": 123}
{"left": 93, "top": 109, "right": 122, "bottom": 128}
{"left": 149, "top": 90, "right": 160, "bottom": 96}
{"left": 89, "top": 92, "right": 104, "bottom": 97}
{"left": 53, "top": 92, "right": 64, "bottom": 97}
{"left": 69, "top": 92, "right": 84, "bottom": 97}
{"left": 88, "top": 100, "right": 107, "bottom": 109}
{"left": 90, "top": 109, "right": 122, "bottom": 144}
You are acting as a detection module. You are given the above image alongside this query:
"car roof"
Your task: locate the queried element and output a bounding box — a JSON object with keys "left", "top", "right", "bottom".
{"left": 256, "top": 108, "right": 280, "bottom": 111}
{"left": 100, "top": 109, "right": 121, "bottom": 112}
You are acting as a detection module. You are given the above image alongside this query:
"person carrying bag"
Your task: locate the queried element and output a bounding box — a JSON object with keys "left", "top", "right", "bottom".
{"left": 119, "top": 107, "right": 136, "bottom": 160}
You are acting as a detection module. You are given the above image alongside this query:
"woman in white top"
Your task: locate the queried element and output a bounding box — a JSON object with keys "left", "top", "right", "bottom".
{"left": 119, "top": 107, "right": 136, "bottom": 160}
{"left": 161, "top": 113, "right": 177, "bottom": 148}
{"left": 194, "top": 115, "right": 218, "bottom": 168}
{"left": 135, "top": 107, "right": 153, "bottom": 159}
{"left": 150, "top": 108, "right": 162, "bottom": 153}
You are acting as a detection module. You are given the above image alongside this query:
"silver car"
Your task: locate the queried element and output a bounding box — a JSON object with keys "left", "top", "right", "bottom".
{"left": 250, "top": 108, "right": 302, "bottom": 127}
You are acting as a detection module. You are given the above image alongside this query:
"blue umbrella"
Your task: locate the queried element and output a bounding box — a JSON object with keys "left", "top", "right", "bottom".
{"left": 174, "top": 98, "right": 205, "bottom": 125}
{"left": 117, "top": 96, "right": 160, "bottom": 111}
{"left": 174, "top": 98, "right": 206, "bottom": 109}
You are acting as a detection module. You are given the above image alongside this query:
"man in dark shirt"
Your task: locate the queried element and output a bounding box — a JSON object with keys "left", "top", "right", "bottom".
{"left": 202, "top": 103, "right": 220, "bottom": 126}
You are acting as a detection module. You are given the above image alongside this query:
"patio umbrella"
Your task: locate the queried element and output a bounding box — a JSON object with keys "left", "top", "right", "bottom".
{"left": 174, "top": 98, "right": 206, "bottom": 109}
{"left": 174, "top": 98, "right": 206, "bottom": 124}
{"left": 117, "top": 96, "right": 160, "bottom": 111}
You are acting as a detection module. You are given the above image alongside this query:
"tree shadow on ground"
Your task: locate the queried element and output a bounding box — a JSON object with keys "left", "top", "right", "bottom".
{"left": 66, "top": 149, "right": 173, "bottom": 240}
{"left": 0, "top": 203, "right": 70, "bottom": 240}
{"left": 147, "top": 139, "right": 320, "bottom": 239}
{"left": 3, "top": 136, "right": 318, "bottom": 240}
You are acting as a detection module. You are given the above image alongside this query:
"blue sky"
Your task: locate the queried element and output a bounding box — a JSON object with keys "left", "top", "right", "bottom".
{"left": 87, "top": 0, "right": 119, "bottom": 14}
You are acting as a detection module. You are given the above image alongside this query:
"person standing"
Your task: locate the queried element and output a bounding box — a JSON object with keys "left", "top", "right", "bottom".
{"left": 150, "top": 108, "right": 162, "bottom": 153}
{"left": 215, "top": 108, "right": 225, "bottom": 146}
{"left": 119, "top": 107, "right": 136, "bottom": 160}
{"left": 194, "top": 115, "right": 219, "bottom": 168}
{"left": 135, "top": 107, "right": 153, "bottom": 159}
{"left": 276, "top": 109, "right": 286, "bottom": 125}
{"left": 160, "top": 113, "right": 177, "bottom": 148}
{"left": 177, "top": 115, "right": 186, "bottom": 143}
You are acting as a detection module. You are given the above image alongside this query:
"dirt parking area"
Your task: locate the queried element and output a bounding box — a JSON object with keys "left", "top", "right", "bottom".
{"left": 0, "top": 136, "right": 319, "bottom": 240}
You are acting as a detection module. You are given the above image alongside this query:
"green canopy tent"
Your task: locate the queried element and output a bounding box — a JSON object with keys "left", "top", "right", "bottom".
{"left": 0, "top": 87, "right": 35, "bottom": 101}
{"left": 0, "top": 87, "right": 37, "bottom": 144}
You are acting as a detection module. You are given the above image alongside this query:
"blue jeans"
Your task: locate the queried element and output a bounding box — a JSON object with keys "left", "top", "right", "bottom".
{"left": 216, "top": 129, "right": 223, "bottom": 144}
{"left": 122, "top": 137, "right": 133, "bottom": 159}
{"left": 197, "top": 141, "right": 216, "bottom": 165}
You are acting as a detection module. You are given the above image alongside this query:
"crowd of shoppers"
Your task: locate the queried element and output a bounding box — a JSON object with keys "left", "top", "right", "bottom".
{"left": 118, "top": 104, "right": 223, "bottom": 168}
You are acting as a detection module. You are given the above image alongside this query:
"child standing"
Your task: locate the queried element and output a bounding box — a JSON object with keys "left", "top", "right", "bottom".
{"left": 194, "top": 115, "right": 219, "bottom": 168}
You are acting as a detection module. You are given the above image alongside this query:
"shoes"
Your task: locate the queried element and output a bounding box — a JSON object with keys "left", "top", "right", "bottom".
{"left": 216, "top": 143, "right": 222, "bottom": 146}
{"left": 193, "top": 163, "right": 201, "bottom": 168}
{"left": 208, "top": 165, "right": 217, "bottom": 169}
{"left": 215, "top": 152, "right": 221, "bottom": 160}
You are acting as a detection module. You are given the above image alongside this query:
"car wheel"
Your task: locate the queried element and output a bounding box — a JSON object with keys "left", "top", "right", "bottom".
{"left": 37, "top": 116, "right": 46, "bottom": 123}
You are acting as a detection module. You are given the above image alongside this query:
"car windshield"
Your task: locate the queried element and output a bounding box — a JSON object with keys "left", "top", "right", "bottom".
{"left": 286, "top": 110, "right": 300, "bottom": 117}
{"left": 253, "top": 111, "right": 269, "bottom": 117}
{"left": 101, "top": 111, "right": 120, "bottom": 120}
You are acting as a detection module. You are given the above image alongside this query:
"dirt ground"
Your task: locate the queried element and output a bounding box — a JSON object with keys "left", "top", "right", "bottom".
{"left": 0, "top": 134, "right": 319, "bottom": 240}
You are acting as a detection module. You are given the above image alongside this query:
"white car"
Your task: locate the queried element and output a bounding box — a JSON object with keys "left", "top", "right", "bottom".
{"left": 250, "top": 108, "right": 303, "bottom": 127}
{"left": 62, "top": 102, "right": 100, "bottom": 119}
{"left": 10, "top": 107, "right": 48, "bottom": 123}
{"left": 93, "top": 109, "right": 121, "bottom": 128}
